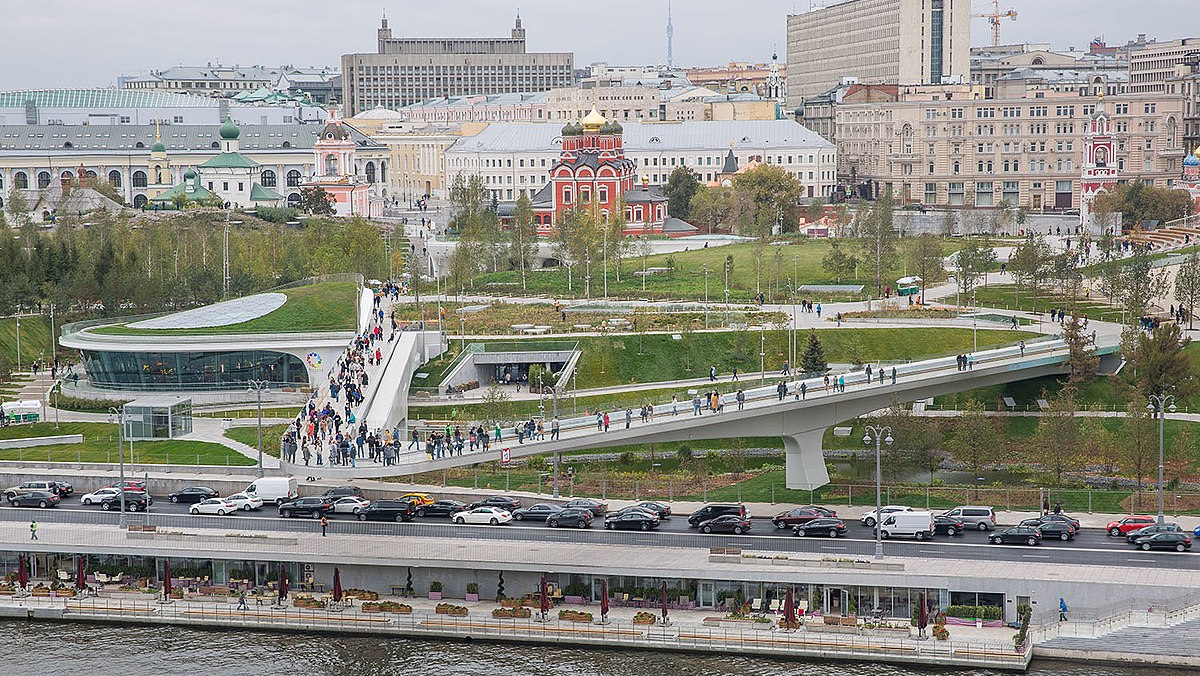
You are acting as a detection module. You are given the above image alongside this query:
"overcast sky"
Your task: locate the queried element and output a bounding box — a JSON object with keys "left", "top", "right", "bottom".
{"left": 0, "top": 0, "right": 1192, "bottom": 90}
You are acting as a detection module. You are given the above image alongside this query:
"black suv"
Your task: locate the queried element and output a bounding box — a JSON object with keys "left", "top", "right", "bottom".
{"left": 100, "top": 491, "right": 149, "bottom": 512}
{"left": 468, "top": 496, "right": 522, "bottom": 511}
{"left": 279, "top": 496, "right": 334, "bottom": 518}
{"left": 356, "top": 499, "right": 416, "bottom": 522}
{"left": 322, "top": 486, "right": 365, "bottom": 499}
{"left": 688, "top": 504, "right": 748, "bottom": 527}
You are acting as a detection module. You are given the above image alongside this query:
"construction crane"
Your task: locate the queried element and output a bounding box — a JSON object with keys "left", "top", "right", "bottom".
{"left": 973, "top": 0, "right": 1018, "bottom": 47}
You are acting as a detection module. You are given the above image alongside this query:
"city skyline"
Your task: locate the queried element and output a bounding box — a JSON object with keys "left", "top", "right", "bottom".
{"left": 0, "top": 0, "right": 1193, "bottom": 91}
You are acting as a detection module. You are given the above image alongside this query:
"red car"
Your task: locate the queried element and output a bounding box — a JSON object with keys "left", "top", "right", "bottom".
{"left": 108, "top": 480, "right": 147, "bottom": 492}
{"left": 772, "top": 507, "right": 837, "bottom": 529}
{"left": 1107, "top": 515, "right": 1156, "bottom": 537}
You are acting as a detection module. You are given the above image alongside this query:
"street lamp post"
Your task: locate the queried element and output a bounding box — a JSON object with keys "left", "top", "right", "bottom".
{"left": 247, "top": 380, "right": 269, "bottom": 478}
{"left": 702, "top": 264, "right": 710, "bottom": 329}
{"left": 972, "top": 288, "right": 978, "bottom": 353}
{"left": 1147, "top": 394, "right": 1177, "bottom": 525}
{"left": 759, "top": 324, "right": 766, "bottom": 385}
{"left": 724, "top": 261, "right": 730, "bottom": 327}
{"left": 108, "top": 406, "right": 127, "bottom": 529}
{"left": 862, "top": 425, "right": 894, "bottom": 559}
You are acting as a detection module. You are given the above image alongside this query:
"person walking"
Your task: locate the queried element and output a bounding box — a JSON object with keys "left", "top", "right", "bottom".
{"left": 837, "top": 375, "right": 845, "bottom": 392}
{"left": 800, "top": 381, "right": 807, "bottom": 400}
{"left": 551, "top": 417, "right": 560, "bottom": 441}
{"left": 1019, "top": 341, "right": 1026, "bottom": 357}
{"left": 777, "top": 381, "right": 787, "bottom": 401}
{"left": 736, "top": 389, "right": 745, "bottom": 411}
{"left": 625, "top": 408, "right": 633, "bottom": 429}
{"left": 320, "top": 516, "right": 329, "bottom": 537}
{"left": 237, "top": 591, "right": 248, "bottom": 610}
{"left": 29, "top": 520, "right": 37, "bottom": 540}
{"left": 603, "top": 412, "right": 610, "bottom": 432}
{"left": 865, "top": 364, "right": 872, "bottom": 381}
{"left": 1059, "top": 598, "right": 1069, "bottom": 622}
{"left": 731, "top": 367, "right": 739, "bottom": 382}
{"left": 671, "top": 395, "right": 678, "bottom": 416}
{"left": 891, "top": 367, "right": 897, "bottom": 385}
{"left": 709, "top": 366, "right": 717, "bottom": 382}
{"left": 692, "top": 394, "right": 703, "bottom": 416}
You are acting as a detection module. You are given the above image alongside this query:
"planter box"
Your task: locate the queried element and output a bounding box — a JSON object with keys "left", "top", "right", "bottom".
{"left": 632, "top": 619, "right": 656, "bottom": 625}
{"left": 428, "top": 591, "right": 443, "bottom": 600}
{"left": 465, "top": 593, "right": 479, "bottom": 602}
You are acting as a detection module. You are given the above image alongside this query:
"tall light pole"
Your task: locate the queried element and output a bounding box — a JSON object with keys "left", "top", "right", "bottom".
{"left": 108, "top": 406, "right": 127, "bottom": 529}
{"left": 603, "top": 224, "right": 608, "bottom": 305}
{"left": 1147, "top": 394, "right": 1176, "bottom": 525}
{"left": 972, "top": 287, "right": 978, "bottom": 353}
{"left": 702, "top": 263, "right": 710, "bottom": 329}
{"left": 248, "top": 380, "right": 269, "bottom": 478}
{"left": 723, "top": 259, "right": 730, "bottom": 327}
{"left": 759, "top": 323, "right": 766, "bottom": 385}
{"left": 862, "top": 425, "right": 894, "bottom": 560}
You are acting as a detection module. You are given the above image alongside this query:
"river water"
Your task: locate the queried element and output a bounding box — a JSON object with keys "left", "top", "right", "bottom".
{"left": 2, "top": 621, "right": 1186, "bottom": 675}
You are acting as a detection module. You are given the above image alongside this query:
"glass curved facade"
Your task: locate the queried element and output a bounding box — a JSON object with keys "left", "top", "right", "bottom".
{"left": 79, "top": 349, "right": 309, "bottom": 391}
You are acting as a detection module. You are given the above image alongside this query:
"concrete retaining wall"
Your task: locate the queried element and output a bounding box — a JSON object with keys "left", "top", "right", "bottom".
{"left": 0, "top": 435, "right": 82, "bottom": 450}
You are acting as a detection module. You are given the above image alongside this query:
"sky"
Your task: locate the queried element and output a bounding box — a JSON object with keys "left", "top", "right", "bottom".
{"left": 0, "top": 0, "right": 1192, "bottom": 90}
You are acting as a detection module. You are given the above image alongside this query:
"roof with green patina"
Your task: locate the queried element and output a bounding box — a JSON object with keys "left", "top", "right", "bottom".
{"left": 198, "top": 152, "right": 259, "bottom": 169}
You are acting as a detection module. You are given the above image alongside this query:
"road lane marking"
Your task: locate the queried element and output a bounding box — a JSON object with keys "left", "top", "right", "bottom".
{"left": 1021, "top": 554, "right": 1051, "bottom": 558}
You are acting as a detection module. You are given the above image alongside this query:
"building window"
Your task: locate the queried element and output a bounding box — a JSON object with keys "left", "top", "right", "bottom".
{"left": 365, "top": 163, "right": 376, "bottom": 184}
{"left": 1002, "top": 181, "right": 1019, "bottom": 204}
{"left": 598, "top": 187, "right": 608, "bottom": 203}
{"left": 131, "top": 171, "right": 147, "bottom": 188}
{"left": 563, "top": 188, "right": 572, "bottom": 204}
{"left": 948, "top": 182, "right": 964, "bottom": 206}
{"left": 14, "top": 171, "right": 28, "bottom": 189}
{"left": 287, "top": 170, "right": 302, "bottom": 187}
{"left": 924, "top": 183, "right": 937, "bottom": 204}
{"left": 260, "top": 170, "right": 277, "bottom": 187}
{"left": 975, "top": 182, "right": 994, "bottom": 207}
{"left": 223, "top": 182, "right": 229, "bottom": 191}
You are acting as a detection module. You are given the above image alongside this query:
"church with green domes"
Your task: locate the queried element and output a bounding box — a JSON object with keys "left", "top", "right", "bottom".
{"left": 150, "top": 117, "right": 283, "bottom": 209}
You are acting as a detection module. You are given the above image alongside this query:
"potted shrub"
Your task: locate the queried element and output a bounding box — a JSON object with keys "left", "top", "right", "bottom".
{"left": 448, "top": 604, "right": 469, "bottom": 617}
{"left": 632, "top": 611, "right": 656, "bottom": 626}
{"left": 429, "top": 581, "right": 443, "bottom": 601}
{"left": 362, "top": 602, "right": 384, "bottom": 613}
{"left": 465, "top": 582, "right": 480, "bottom": 602}
{"left": 933, "top": 625, "right": 950, "bottom": 641}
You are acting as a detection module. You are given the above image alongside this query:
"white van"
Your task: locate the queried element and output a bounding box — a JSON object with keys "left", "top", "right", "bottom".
{"left": 245, "top": 477, "right": 298, "bottom": 506}
{"left": 878, "top": 510, "right": 935, "bottom": 541}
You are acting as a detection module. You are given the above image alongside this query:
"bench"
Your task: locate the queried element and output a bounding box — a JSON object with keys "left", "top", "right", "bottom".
{"left": 389, "top": 585, "right": 410, "bottom": 596}
{"left": 1036, "top": 398, "right": 1050, "bottom": 411}
{"left": 1002, "top": 396, "right": 1017, "bottom": 410}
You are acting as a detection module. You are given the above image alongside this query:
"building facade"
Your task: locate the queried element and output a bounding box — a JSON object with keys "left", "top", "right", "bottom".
{"left": 835, "top": 92, "right": 1185, "bottom": 209}
{"left": 970, "top": 43, "right": 1128, "bottom": 99}
{"left": 0, "top": 122, "right": 386, "bottom": 211}
{"left": 1129, "top": 38, "right": 1200, "bottom": 94}
{"left": 304, "top": 108, "right": 378, "bottom": 217}
{"left": 340, "top": 15, "right": 574, "bottom": 116}
{"left": 0, "top": 89, "right": 326, "bottom": 127}
{"left": 1079, "top": 103, "right": 1119, "bottom": 229}
{"left": 786, "top": 0, "right": 971, "bottom": 107}
{"left": 444, "top": 119, "right": 837, "bottom": 204}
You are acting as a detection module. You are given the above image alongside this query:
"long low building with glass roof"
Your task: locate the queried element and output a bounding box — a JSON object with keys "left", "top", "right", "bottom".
{"left": 59, "top": 277, "right": 371, "bottom": 392}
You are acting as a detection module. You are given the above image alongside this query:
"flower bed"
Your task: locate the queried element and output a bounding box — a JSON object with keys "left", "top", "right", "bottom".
{"left": 558, "top": 609, "right": 593, "bottom": 623}
{"left": 778, "top": 619, "right": 801, "bottom": 630}
{"left": 435, "top": 603, "right": 468, "bottom": 616}
{"left": 632, "top": 611, "right": 657, "bottom": 625}
{"left": 343, "top": 588, "right": 378, "bottom": 601}
{"left": 0, "top": 586, "right": 14, "bottom": 596}
{"left": 293, "top": 595, "right": 327, "bottom": 609}
{"left": 492, "top": 606, "right": 532, "bottom": 619}
{"left": 362, "top": 601, "right": 412, "bottom": 614}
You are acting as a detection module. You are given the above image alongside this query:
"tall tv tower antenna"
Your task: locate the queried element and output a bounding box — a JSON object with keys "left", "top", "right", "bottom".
{"left": 666, "top": 0, "right": 674, "bottom": 69}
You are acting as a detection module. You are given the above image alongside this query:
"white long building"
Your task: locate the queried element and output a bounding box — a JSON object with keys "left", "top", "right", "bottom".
{"left": 444, "top": 119, "right": 837, "bottom": 201}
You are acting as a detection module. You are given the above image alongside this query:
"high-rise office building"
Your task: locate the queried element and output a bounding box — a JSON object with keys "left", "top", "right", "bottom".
{"left": 1129, "top": 37, "right": 1200, "bottom": 94}
{"left": 785, "top": 0, "right": 970, "bottom": 108}
{"left": 340, "top": 14, "right": 574, "bottom": 116}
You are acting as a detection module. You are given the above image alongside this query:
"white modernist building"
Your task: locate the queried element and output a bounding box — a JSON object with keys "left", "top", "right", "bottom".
{"left": 0, "top": 89, "right": 326, "bottom": 126}
{"left": 444, "top": 119, "right": 837, "bottom": 201}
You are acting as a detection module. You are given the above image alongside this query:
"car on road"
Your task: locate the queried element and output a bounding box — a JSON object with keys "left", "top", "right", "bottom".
{"left": 1041, "top": 513, "right": 1081, "bottom": 530}
{"left": 989, "top": 526, "right": 1042, "bottom": 546}
{"left": 1020, "top": 517, "right": 1075, "bottom": 541}
{"left": 698, "top": 515, "right": 753, "bottom": 535}
{"left": 9, "top": 491, "right": 60, "bottom": 508}
{"left": 245, "top": 477, "right": 297, "bottom": 506}
{"left": 4, "top": 481, "right": 67, "bottom": 501}
{"left": 321, "top": 486, "right": 365, "bottom": 499}
{"left": 415, "top": 499, "right": 467, "bottom": 518}
{"left": 1132, "top": 532, "right": 1192, "bottom": 552}
{"left": 399, "top": 492, "right": 435, "bottom": 506}
{"left": 793, "top": 518, "right": 848, "bottom": 538}
{"left": 452, "top": 506, "right": 512, "bottom": 525}
{"left": 860, "top": 505, "right": 912, "bottom": 528}
{"left": 1125, "top": 523, "right": 1183, "bottom": 544}
{"left": 548, "top": 508, "right": 594, "bottom": 529}
{"left": 168, "top": 486, "right": 219, "bottom": 504}
{"left": 190, "top": 498, "right": 236, "bottom": 516}
{"left": 279, "top": 496, "right": 334, "bottom": 519}
{"left": 564, "top": 498, "right": 607, "bottom": 517}
{"left": 942, "top": 506, "right": 997, "bottom": 531}
{"left": 80, "top": 487, "right": 122, "bottom": 506}
{"left": 468, "top": 496, "right": 522, "bottom": 511}
{"left": 1108, "top": 516, "right": 1157, "bottom": 537}
{"left": 52, "top": 481, "right": 74, "bottom": 496}
{"left": 356, "top": 499, "right": 416, "bottom": 522}
{"left": 331, "top": 496, "right": 371, "bottom": 514}
{"left": 605, "top": 510, "right": 660, "bottom": 531}
{"left": 772, "top": 507, "right": 835, "bottom": 529}
{"left": 632, "top": 501, "right": 672, "bottom": 519}
{"left": 100, "top": 491, "right": 149, "bottom": 512}
{"left": 107, "top": 480, "right": 147, "bottom": 492}
{"left": 512, "top": 503, "right": 563, "bottom": 521}
{"left": 224, "top": 493, "right": 263, "bottom": 511}
{"left": 933, "top": 516, "right": 965, "bottom": 536}
{"left": 687, "top": 504, "right": 748, "bottom": 528}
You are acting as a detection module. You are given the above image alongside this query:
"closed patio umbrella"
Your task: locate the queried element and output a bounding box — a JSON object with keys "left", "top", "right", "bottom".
{"left": 539, "top": 575, "right": 550, "bottom": 618}
{"left": 163, "top": 560, "right": 172, "bottom": 601}
{"left": 278, "top": 565, "right": 288, "bottom": 602}
{"left": 332, "top": 567, "right": 343, "bottom": 603}
{"left": 17, "top": 555, "right": 27, "bottom": 589}
{"left": 918, "top": 592, "right": 929, "bottom": 637}
{"left": 783, "top": 586, "right": 797, "bottom": 627}
{"left": 660, "top": 580, "right": 669, "bottom": 623}
{"left": 600, "top": 579, "right": 609, "bottom": 622}
{"left": 75, "top": 556, "right": 86, "bottom": 591}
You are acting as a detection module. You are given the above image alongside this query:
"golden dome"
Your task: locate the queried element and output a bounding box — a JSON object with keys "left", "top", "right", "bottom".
{"left": 581, "top": 106, "right": 607, "bottom": 133}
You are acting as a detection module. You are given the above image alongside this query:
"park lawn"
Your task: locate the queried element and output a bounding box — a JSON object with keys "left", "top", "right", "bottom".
{"left": 0, "top": 316, "right": 54, "bottom": 368}
{"left": 414, "top": 328, "right": 1038, "bottom": 392}
{"left": 225, "top": 424, "right": 288, "bottom": 458}
{"left": 970, "top": 285, "right": 1125, "bottom": 322}
{"left": 92, "top": 281, "right": 359, "bottom": 336}
{"left": 195, "top": 407, "right": 302, "bottom": 420}
{"left": 0, "top": 422, "right": 253, "bottom": 465}
{"left": 468, "top": 239, "right": 965, "bottom": 303}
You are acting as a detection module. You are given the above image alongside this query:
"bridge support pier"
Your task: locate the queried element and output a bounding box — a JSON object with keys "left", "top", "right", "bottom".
{"left": 783, "top": 429, "right": 829, "bottom": 491}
